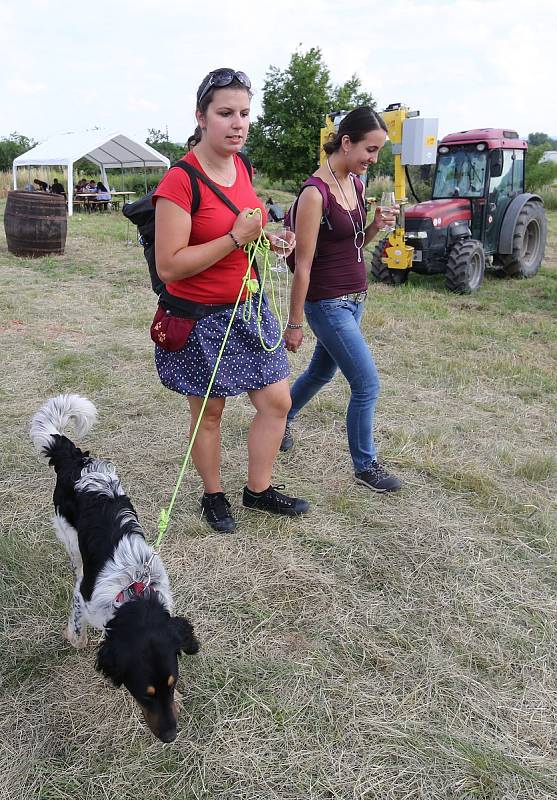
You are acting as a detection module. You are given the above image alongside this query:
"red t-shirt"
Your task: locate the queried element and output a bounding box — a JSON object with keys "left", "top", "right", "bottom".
{"left": 153, "top": 151, "right": 266, "bottom": 303}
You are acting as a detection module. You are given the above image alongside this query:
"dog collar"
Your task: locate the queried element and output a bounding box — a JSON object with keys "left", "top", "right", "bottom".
{"left": 115, "top": 580, "right": 156, "bottom": 604}
{"left": 115, "top": 552, "right": 159, "bottom": 605}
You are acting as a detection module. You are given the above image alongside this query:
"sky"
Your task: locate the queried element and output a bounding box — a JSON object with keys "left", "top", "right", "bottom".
{"left": 1, "top": 0, "right": 556, "bottom": 148}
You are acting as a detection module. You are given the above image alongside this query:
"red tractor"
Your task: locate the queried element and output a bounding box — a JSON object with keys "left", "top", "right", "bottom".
{"left": 371, "top": 128, "right": 548, "bottom": 293}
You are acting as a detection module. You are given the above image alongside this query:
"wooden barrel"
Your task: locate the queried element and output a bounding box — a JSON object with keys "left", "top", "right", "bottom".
{"left": 4, "top": 190, "right": 67, "bottom": 257}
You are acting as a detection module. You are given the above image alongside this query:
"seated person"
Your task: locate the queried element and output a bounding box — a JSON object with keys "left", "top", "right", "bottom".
{"left": 95, "top": 182, "right": 112, "bottom": 201}
{"left": 265, "top": 196, "right": 285, "bottom": 222}
{"left": 50, "top": 178, "right": 65, "bottom": 195}
{"left": 33, "top": 179, "right": 48, "bottom": 192}
{"left": 86, "top": 179, "right": 98, "bottom": 192}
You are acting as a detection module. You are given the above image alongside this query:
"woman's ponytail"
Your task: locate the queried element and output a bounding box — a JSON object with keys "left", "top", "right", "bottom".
{"left": 187, "top": 125, "right": 202, "bottom": 149}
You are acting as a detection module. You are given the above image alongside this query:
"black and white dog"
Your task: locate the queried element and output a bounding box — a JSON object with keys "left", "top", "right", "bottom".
{"left": 30, "top": 394, "right": 199, "bottom": 742}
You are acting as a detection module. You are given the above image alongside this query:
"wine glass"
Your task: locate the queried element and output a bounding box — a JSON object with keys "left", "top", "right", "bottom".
{"left": 271, "top": 225, "right": 291, "bottom": 273}
{"left": 380, "top": 191, "right": 397, "bottom": 233}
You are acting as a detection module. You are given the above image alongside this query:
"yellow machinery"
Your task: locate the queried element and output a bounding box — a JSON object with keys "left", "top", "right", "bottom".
{"left": 319, "top": 113, "right": 337, "bottom": 166}
{"left": 379, "top": 104, "right": 414, "bottom": 272}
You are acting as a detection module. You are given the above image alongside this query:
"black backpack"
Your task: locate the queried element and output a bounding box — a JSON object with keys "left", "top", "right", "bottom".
{"left": 122, "top": 152, "right": 253, "bottom": 295}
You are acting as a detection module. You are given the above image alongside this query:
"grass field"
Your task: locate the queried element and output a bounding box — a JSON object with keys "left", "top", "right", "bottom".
{"left": 0, "top": 199, "right": 556, "bottom": 800}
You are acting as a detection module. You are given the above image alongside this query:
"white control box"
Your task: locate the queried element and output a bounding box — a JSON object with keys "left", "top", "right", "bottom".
{"left": 401, "top": 117, "right": 439, "bottom": 165}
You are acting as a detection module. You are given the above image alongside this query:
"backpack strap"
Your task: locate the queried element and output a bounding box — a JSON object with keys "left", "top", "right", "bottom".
{"left": 237, "top": 151, "right": 253, "bottom": 181}
{"left": 171, "top": 155, "right": 261, "bottom": 283}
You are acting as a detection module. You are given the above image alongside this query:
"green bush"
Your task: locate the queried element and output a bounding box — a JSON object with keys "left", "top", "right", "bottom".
{"left": 366, "top": 176, "right": 394, "bottom": 201}
{"left": 539, "top": 185, "right": 557, "bottom": 210}
{"left": 526, "top": 144, "right": 557, "bottom": 191}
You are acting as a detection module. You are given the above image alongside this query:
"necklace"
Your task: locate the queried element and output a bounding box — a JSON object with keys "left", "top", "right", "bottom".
{"left": 196, "top": 153, "right": 236, "bottom": 186}
{"left": 326, "top": 159, "right": 365, "bottom": 262}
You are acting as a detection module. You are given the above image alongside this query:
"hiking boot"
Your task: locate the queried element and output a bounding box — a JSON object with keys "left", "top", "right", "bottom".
{"left": 354, "top": 461, "right": 401, "bottom": 493}
{"left": 200, "top": 492, "right": 236, "bottom": 532}
{"left": 279, "top": 421, "right": 294, "bottom": 452}
{"left": 242, "top": 484, "right": 309, "bottom": 516}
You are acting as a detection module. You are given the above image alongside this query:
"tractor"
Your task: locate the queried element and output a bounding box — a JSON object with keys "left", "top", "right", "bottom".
{"left": 369, "top": 106, "right": 548, "bottom": 293}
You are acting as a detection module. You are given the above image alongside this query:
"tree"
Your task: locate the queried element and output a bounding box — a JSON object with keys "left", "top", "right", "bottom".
{"left": 368, "top": 139, "right": 393, "bottom": 179}
{"left": 0, "top": 132, "right": 36, "bottom": 171}
{"left": 248, "top": 48, "right": 332, "bottom": 185}
{"left": 528, "top": 131, "right": 557, "bottom": 148}
{"left": 248, "top": 49, "right": 378, "bottom": 185}
{"left": 146, "top": 129, "right": 184, "bottom": 163}
{"left": 329, "top": 74, "right": 375, "bottom": 112}
{"left": 525, "top": 142, "right": 557, "bottom": 191}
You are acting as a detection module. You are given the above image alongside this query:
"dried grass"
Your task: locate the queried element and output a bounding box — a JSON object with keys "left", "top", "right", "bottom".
{"left": 0, "top": 201, "right": 556, "bottom": 799}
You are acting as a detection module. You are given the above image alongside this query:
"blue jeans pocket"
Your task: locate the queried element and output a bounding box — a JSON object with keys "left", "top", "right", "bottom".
{"left": 316, "top": 298, "right": 350, "bottom": 313}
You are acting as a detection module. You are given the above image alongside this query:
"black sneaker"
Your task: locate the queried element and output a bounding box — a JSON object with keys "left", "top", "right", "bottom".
{"left": 355, "top": 461, "right": 401, "bottom": 493}
{"left": 200, "top": 492, "right": 236, "bottom": 532}
{"left": 242, "top": 484, "right": 309, "bottom": 516}
{"left": 279, "top": 421, "right": 294, "bottom": 452}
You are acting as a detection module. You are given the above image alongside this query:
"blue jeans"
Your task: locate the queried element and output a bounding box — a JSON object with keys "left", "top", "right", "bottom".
{"left": 288, "top": 297, "right": 380, "bottom": 472}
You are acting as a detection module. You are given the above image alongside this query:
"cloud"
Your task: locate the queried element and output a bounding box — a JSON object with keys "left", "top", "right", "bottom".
{"left": 7, "top": 78, "right": 47, "bottom": 95}
{"left": 126, "top": 97, "right": 160, "bottom": 113}
{"left": 1, "top": 0, "right": 556, "bottom": 142}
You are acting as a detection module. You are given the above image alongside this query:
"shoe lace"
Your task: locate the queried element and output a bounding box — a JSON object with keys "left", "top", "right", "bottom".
{"left": 368, "top": 461, "right": 389, "bottom": 479}
{"left": 266, "top": 484, "right": 293, "bottom": 506}
{"left": 206, "top": 492, "right": 231, "bottom": 519}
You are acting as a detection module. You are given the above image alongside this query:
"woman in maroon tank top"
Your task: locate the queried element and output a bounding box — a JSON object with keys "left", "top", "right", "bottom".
{"left": 283, "top": 107, "right": 402, "bottom": 493}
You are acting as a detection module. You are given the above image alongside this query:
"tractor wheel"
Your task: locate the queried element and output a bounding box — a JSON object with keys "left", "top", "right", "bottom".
{"left": 445, "top": 238, "right": 485, "bottom": 294}
{"left": 370, "top": 238, "right": 409, "bottom": 285}
{"left": 370, "top": 238, "right": 392, "bottom": 283}
{"left": 499, "top": 201, "right": 547, "bottom": 278}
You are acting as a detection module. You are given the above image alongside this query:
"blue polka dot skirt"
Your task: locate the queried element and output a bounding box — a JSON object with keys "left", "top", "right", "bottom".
{"left": 155, "top": 296, "right": 290, "bottom": 397}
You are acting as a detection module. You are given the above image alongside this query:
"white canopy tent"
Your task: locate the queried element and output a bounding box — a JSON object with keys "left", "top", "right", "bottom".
{"left": 12, "top": 130, "right": 170, "bottom": 215}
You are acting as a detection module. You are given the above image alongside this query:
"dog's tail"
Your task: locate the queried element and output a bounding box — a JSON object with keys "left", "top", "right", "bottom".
{"left": 30, "top": 394, "right": 98, "bottom": 457}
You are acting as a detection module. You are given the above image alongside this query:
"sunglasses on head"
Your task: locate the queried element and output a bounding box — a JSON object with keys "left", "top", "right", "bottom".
{"left": 197, "top": 70, "right": 251, "bottom": 104}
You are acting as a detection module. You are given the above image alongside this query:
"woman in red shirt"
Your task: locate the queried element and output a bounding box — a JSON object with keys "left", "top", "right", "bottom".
{"left": 154, "top": 68, "right": 309, "bottom": 532}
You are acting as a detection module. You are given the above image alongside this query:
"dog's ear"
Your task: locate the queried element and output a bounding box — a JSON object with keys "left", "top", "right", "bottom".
{"left": 96, "top": 636, "right": 127, "bottom": 686}
{"left": 170, "top": 616, "right": 200, "bottom": 656}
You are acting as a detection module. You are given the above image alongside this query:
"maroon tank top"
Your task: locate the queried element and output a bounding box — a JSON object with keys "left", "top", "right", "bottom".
{"left": 304, "top": 175, "right": 368, "bottom": 302}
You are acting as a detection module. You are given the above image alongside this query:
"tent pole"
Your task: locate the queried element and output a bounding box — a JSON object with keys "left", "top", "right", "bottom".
{"left": 13, "top": 162, "right": 17, "bottom": 190}
{"left": 67, "top": 162, "right": 74, "bottom": 216}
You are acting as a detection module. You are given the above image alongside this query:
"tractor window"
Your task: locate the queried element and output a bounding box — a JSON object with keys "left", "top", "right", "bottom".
{"left": 513, "top": 150, "right": 524, "bottom": 192}
{"left": 433, "top": 147, "right": 487, "bottom": 199}
{"left": 489, "top": 150, "right": 514, "bottom": 199}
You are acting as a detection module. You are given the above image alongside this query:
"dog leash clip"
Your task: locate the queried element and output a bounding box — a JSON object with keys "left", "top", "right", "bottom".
{"left": 134, "top": 551, "right": 157, "bottom": 587}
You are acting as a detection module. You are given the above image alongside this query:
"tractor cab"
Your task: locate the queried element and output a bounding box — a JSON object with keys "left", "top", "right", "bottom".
{"left": 429, "top": 129, "right": 527, "bottom": 254}
{"left": 373, "top": 127, "right": 547, "bottom": 292}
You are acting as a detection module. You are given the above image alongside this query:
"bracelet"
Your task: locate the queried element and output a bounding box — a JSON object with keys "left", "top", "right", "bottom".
{"left": 286, "top": 322, "right": 303, "bottom": 329}
{"left": 228, "top": 231, "right": 242, "bottom": 249}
